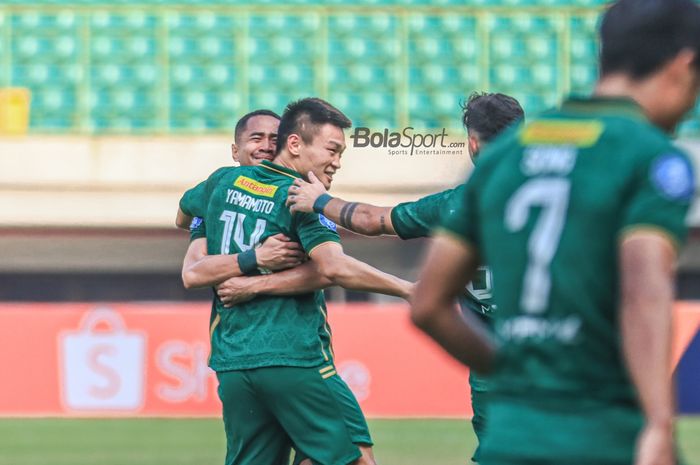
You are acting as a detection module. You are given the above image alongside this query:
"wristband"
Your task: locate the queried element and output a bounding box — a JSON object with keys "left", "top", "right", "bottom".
{"left": 237, "top": 249, "right": 258, "bottom": 276}
{"left": 313, "top": 193, "right": 334, "bottom": 214}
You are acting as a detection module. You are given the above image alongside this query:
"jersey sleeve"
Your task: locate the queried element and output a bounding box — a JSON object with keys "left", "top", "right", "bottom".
{"left": 390, "top": 187, "right": 460, "bottom": 239}
{"left": 294, "top": 212, "right": 341, "bottom": 255}
{"left": 438, "top": 176, "right": 480, "bottom": 247}
{"left": 621, "top": 149, "right": 694, "bottom": 248}
{"left": 179, "top": 180, "right": 208, "bottom": 218}
{"left": 189, "top": 217, "right": 206, "bottom": 242}
{"left": 180, "top": 166, "right": 231, "bottom": 217}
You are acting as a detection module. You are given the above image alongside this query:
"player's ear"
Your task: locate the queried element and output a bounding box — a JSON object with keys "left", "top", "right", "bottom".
{"left": 287, "top": 133, "right": 302, "bottom": 158}
{"left": 468, "top": 135, "right": 481, "bottom": 161}
{"left": 231, "top": 143, "right": 240, "bottom": 163}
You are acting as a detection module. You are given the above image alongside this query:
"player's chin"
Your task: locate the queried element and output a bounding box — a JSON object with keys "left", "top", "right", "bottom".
{"left": 322, "top": 174, "right": 334, "bottom": 189}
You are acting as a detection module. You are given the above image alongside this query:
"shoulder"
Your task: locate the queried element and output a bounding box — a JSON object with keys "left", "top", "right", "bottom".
{"left": 604, "top": 116, "right": 672, "bottom": 155}
{"left": 206, "top": 166, "right": 241, "bottom": 186}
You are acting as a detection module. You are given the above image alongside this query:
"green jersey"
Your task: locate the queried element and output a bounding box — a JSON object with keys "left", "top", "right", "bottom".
{"left": 180, "top": 179, "right": 207, "bottom": 219}
{"left": 442, "top": 97, "right": 693, "bottom": 462}
{"left": 392, "top": 186, "right": 495, "bottom": 319}
{"left": 195, "top": 161, "right": 341, "bottom": 372}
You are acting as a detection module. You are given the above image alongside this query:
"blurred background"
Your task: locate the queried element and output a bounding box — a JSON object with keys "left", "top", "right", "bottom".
{"left": 0, "top": 0, "right": 699, "bottom": 450}
{"left": 2, "top": 0, "right": 700, "bottom": 303}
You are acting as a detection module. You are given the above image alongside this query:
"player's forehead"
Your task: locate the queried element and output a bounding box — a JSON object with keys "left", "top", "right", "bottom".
{"left": 241, "top": 115, "right": 279, "bottom": 138}
{"left": 312, "top": 123, "right": 346, "bottom": 150}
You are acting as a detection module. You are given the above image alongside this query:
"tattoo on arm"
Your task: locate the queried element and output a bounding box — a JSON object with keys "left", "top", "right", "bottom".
{"left": 339, "top": 202, "right": 359, "bottom": 230}
{"left": 380, "top": 215, "right": 388, "bottom": 234}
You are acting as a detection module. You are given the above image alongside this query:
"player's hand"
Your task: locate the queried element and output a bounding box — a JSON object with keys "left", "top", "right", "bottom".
{"left": 286, "top": 172, "right": 327, "bottom": 214}
{"left": 216, "top": 277, "right": 258, "bottom": 307}
{"left": 634, "top": 422, "right": 675, "bottom": 465}
{"left": 256, "top": 233, "right": 306, "bottom": 271}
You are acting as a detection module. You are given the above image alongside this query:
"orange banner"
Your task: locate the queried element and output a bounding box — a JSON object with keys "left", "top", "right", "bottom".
{"left": 0, "top": 302, "right": 697, "bottom": 417}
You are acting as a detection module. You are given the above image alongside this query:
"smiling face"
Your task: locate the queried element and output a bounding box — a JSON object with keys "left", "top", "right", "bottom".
{"left": 231, "top": 115, "right": 280, "bottom": 166}
{"left": 296, "top": 123, "right": 346, "bottom": 188}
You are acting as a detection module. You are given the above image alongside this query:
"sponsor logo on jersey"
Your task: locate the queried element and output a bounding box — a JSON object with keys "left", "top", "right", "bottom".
{"left": 650, "top": 153, "right": 695, "bottom": 201}
{"left": 233, "top": 176, "right": 278, "bottom": 198}
{"left": 319, "top": 214, "right": 337, "bottom": 232}
{"left": 520, "top": 120, "right": 603, "bottom": 147}
{"left": 189, "top": 216, "right": 203, "bottom": 231}
{"left": 498, "top": 315, "right": 581, "bottom": 343}
{"left": 521, "top": 145, "right": 577, "bottom": 176}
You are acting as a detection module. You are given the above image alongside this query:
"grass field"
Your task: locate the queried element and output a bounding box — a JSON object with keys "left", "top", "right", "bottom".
{"left": 1, "top": 417, "right": 698, "bottom": 465}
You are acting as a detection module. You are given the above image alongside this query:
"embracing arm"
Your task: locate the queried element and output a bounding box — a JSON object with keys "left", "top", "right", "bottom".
{"left": 309, "top": 241, "right": 411, "bottom": 299}
{"left": 217, "top": 261, "right": 333, "bottom": 306}
{"left": 175, "top": 208, "right": 193, "bottom": 230}
{"left": 181, "top": 238, "right": 244, "bottom": 289}
{"left": 322, "top": 198, "right": 396, "bottom": 236}
{"left": 181, "top": 234, "right": 306, "bottom": 289}
{"left": 410, "top": 232, "right": 496, "bottom": 374}
{"left": 620, "top": 231, "right": 677, "bottom": 465}
{"left": 286, "top": 172, "right": 397, "bottom": 236}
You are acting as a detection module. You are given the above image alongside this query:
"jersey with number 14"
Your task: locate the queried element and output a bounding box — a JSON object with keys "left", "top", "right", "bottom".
{"left": 442, "top": 97, "right": 694, "bottom": 462}
{"left": 198, "top": 160, "right": 340, "bottom": 372}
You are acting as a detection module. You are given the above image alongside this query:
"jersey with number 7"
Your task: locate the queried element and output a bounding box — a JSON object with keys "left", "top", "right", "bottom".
{"left": 441, "top": 97, "right": 694, "bottom": 463}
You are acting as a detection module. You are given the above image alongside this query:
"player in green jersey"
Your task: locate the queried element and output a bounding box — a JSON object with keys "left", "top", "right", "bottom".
{"left": 176, "top": 109, "right": 282, "bottom": 230}
{"left": 178, "top": 109, "right": 319, "bottom": 465}
{"left": 224, "top": 92, "right": 522, "bottom": 463}
{"left": 411, "top": 1, "right": 700, "bottom": 464}
{"left": 182, "top": 98, "right": 412, "bottom": 465}
{"left": 178, "top": 109, "right": 311, "bottom": 289}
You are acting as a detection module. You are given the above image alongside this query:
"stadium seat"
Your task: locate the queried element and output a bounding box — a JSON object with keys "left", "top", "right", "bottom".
{"left": 0, "top": 5, "right": 662, "bottom": 135}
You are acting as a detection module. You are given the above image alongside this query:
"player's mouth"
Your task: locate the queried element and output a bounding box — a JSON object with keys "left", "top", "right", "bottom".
{"left": 253, "top": 152, "right": 275, "bottom": 161}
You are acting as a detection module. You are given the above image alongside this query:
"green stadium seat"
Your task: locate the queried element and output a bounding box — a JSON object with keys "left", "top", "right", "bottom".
{"left": 0, "top": 6, "right": 649, "bottom": 135}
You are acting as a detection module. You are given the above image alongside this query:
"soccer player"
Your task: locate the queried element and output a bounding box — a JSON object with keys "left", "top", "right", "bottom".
{"left": 182, "top": 97, "right": 412, "bottom": 465}
{"left": 178, "top": 109, "right": 308, "bottom": 284}
{"left": 411, "top": 1, "right": 700, "bottom": 464}
{"left": 248, "top": 92, "right": 522, "bottom": 463}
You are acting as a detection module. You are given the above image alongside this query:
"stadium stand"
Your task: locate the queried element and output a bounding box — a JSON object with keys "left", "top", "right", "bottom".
{"left": 7, "top": 2, "right": 698, "bottom": 135}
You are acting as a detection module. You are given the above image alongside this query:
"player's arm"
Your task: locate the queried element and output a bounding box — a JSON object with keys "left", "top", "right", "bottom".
{"left": 175, "top": 208, "right": 192, "bottom": 230}
{"left": 309, "top": 241, "right": 411, "bottom": 299}
{"left": 620, "top": 231, "right": 677, "bottom": 465}
{"left": 177, "top": 178, "right": 214, "bottom": 230}
{"left": 286, "top": 172, "right": 397, "bottom": 236}
{"left": 216, "top": 261, "right": 332, "bottom": 306}
{"left": 410, "top": 232, "right": 496, "bottom": 374}
{"left": 181, "top": 234, "right": 306, "bottom": 289}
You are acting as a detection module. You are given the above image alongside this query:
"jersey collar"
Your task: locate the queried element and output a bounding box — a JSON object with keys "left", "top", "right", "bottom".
{"left": 259, "top": 160, "right": 303, "bottom": 180}
{"left": 560, "top": 96, "right": 646, "bottom": 122}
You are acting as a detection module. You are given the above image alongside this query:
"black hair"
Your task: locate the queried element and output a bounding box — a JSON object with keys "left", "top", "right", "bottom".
{"left": 600, "top": 0, "right": 700, "bottom": 79}
{"left": 461, "top": 92, "right": 524, "bottom": 142}
{"left": 234, "top": 109, "right": 280, "bottom": 143}
{"left": 276, "top": 98, "right": 352, "bottom": 155}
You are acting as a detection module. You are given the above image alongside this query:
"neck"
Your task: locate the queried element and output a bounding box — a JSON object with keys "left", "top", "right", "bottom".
{"left": 593, "top": 73, "right": 660, "bottom": 121}
{"left": 272, "top": 152, "right": 303, "bottom": 174}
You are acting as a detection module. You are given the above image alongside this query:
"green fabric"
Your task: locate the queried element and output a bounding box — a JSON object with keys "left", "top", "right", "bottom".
{"left": 179, "top": 179, "right": 208, "bottom": 218}
{"left": 470, "top": 386, "right": 488, "bottom": 463}
{"left": 393, "top": 188, "right": 496, "bottom": 317}
{"left": 390, "top": 184, "right": 464, "bottom": 239}
{"left": 181, "top": 170, "right": 224, "bottom": 242}
{"left": 217, "top": 365, "right": 362, "bottom": 465}
{"left": 196, "top": 161, "right": 341, "bottom": 371}
{"left": 479, "top": 399, "right": 643, "bottom": 463}
{"left": 442, "top": 96, "right": 693, "bottom": 462}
